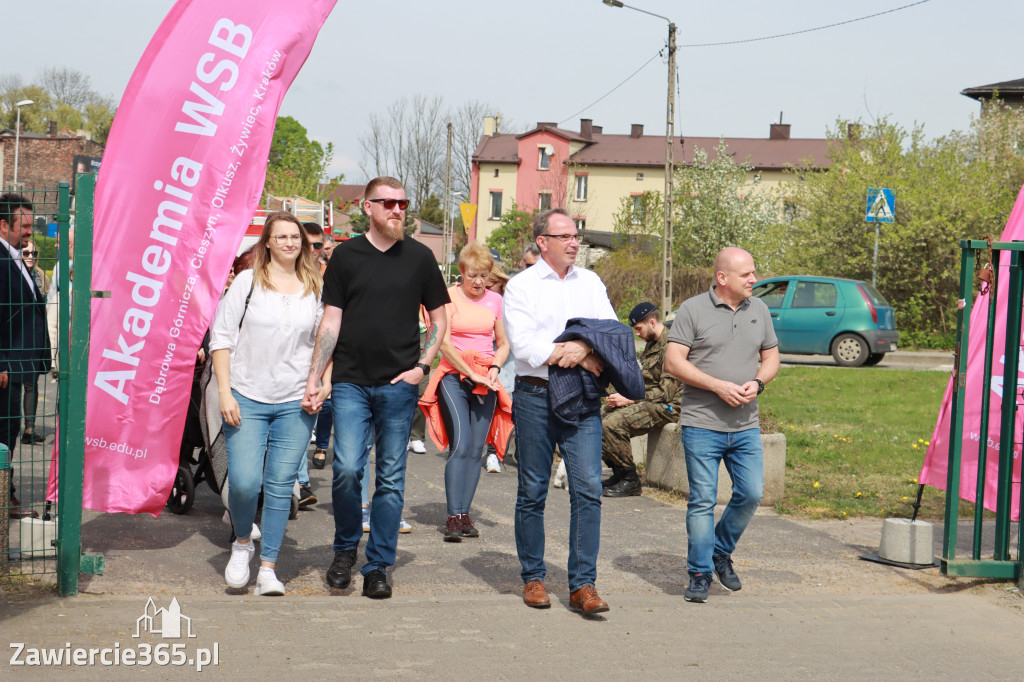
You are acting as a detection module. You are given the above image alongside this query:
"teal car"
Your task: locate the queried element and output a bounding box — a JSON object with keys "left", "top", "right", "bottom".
{"left": 752, "top": 276, "right": 899, "bottom": 367}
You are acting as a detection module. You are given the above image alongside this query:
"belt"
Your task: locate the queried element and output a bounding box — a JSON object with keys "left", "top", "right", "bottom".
{"left": 518, "top": 376, "right": 549, "bottom": 388}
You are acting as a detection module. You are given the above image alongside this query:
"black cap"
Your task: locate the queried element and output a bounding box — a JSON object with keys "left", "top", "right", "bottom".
{"left": 628, "top": 302, "right": 658, "bottom": 326}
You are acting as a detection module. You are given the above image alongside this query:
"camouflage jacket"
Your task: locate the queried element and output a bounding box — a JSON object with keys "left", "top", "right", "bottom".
{"left": 639, "top": 327, "right": 683, "bottom": 409}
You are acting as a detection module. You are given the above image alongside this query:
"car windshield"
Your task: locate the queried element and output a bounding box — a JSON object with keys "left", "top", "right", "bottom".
{"left": 860, "top": 283, "right": 890, "bottom": 306}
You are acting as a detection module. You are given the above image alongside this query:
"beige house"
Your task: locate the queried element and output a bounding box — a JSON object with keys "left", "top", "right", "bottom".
{"left": 469, "top": 118, "right": 830, "bottom": 246}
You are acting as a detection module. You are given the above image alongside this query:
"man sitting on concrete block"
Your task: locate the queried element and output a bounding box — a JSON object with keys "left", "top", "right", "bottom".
{"left": 601, "top": 302, "right": 683, "bottom": 498}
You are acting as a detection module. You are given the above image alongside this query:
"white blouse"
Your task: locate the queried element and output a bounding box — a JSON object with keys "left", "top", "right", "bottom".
{"left": 209, "top": 269, "right": 323, "bottom": 404}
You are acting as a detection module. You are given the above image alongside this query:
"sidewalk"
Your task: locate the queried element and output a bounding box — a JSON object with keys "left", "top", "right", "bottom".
{"left": 3, "top": 440, "right": 1021, "bottom": 679}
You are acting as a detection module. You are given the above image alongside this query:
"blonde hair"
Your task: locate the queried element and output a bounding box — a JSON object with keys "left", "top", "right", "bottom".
{"left": 486, "top": 263, "right": 509, "bottom": 294}
{"left": 252, "top": 211, "right": 322, "bottom": 298}
{"left": 458, "top": 243, "right": 494, "bottom": 275}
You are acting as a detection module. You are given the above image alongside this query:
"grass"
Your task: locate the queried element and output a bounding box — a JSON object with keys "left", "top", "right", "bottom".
{"left": 759, "top": 366, "right": 964, "bottom": 519}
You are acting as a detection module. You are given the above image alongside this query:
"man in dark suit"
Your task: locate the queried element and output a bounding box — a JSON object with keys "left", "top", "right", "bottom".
{"left": 1, "top": 193, "right": 51, "bottom": 518}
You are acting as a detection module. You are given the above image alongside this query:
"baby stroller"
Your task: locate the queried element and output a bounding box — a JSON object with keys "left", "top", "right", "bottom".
{"left": 166, "top": 341, "right": 226, "bottom": 514}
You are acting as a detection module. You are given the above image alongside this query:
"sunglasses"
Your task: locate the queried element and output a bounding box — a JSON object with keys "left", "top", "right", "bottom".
{"left": 367, "top": 198, "right": 410, "bottom": 211}
{"left": 311, "top": 242, "right": 323, "bottom": 250}
{"left": 22, "top": 249, "right": 38, "bottom": 257}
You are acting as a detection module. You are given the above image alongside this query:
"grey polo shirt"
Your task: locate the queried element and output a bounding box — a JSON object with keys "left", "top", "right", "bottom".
{"left": 668, "top": 285, "right": 778, "bottom": 432}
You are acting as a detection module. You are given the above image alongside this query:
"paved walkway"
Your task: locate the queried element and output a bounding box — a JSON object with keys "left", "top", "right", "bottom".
{"left": 3, "top": 438, "right": 1021, "bottom": 679}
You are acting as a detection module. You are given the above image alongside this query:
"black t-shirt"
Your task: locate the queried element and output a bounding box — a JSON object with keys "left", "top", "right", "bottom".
{"left": 323, "top": 234, "right": 449, "bottom": 385}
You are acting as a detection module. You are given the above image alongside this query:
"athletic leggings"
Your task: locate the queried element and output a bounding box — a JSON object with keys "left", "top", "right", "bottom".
{"left": 438, "top": 373, "right": 497, "bottom": 516}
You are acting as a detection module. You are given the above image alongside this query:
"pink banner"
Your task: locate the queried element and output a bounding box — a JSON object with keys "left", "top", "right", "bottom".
{"left": 83, "top": 0, "right": 337, "bottom": 515}
{"left": 920, "top": 184, "right": 1024, "bottom": 520}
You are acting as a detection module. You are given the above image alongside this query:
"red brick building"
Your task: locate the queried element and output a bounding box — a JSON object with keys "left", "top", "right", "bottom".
{"left": 0, "top": 126, "right": 104, "bottom": 192}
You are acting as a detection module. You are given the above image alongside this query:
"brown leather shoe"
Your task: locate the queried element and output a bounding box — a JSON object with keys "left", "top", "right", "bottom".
{"left": 523, "top": 579, "right": 551, "bottom": 608}
{"left": 569, "top": 585, "right": 609, "bottom": 616}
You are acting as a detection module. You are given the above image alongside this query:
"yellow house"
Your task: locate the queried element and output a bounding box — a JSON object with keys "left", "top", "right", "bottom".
{"left": 468, "top": 118, "right": 830, "bottom": 246}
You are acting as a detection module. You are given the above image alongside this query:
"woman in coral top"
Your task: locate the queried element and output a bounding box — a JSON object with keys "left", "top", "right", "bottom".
{"left": 434, "top": 244, "right": 510, "bottom": 541}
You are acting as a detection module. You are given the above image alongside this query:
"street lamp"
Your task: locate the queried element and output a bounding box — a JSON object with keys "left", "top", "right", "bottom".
{"left": 602, "top": 1, "right": 676, "bottom": 317}
{"left": 13, "top": 99, "right": 34, "bottom": 189}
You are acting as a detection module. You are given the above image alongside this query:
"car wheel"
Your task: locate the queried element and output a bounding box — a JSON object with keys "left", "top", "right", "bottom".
{"left": 831, "top": 333, "right": 869, "bottom": 367}
{"left": 864, "top": 353, "right": 885, "bottom": 366}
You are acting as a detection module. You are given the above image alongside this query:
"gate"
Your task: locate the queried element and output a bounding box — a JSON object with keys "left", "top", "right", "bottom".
{"left": 1, "top": 177, "right": 100, "bottom": 596}
{"left": 941, "top": 239, "right": 1024, "bottom": 581}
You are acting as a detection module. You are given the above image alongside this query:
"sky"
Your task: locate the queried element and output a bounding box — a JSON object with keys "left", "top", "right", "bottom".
{"left": 3, "top": 0, "right": 1021, "bottom": 182}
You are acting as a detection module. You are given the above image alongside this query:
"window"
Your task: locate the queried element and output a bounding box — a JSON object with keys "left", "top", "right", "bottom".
{"left": 538, "top": 146, "right": 550, "bottom": 170}
{"left": 574, "top": 174, "right": 588, "bottom": 201}
{"left": 538, "top": 192, "right": 552, "bottom": 211}
{"left": 631, "top": 195, "right": 644, "bottom": 225}
{"left": 636, "top": 172, "right": 644, "bottom": 181}
{"left": 489, "top": 191, "right": 502, "bottom": 220}
{"left": 493, "top": 168, "right": 499, "bottom": 178}
{"left": 574, "top": 218, "right": 586, "bottom": 232}
{"left": 791, "top": 281, "right": 837, "bottom": 308}
{"left": 753, "top": 280, "right": 789, "bottom": 308}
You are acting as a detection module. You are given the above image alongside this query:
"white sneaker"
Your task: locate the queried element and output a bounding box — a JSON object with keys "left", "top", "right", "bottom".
{"left": 254, "top": 567, "right": 285, "bottom": 596}
{"left": 224, "top": 540, "right": 255, "bottom": 588}
{"left": 398, "top": 518, "right": 412, "bottom": 534}
{"left": 486, "top": 453, "right": 501, "bottom": 473}
{"left": 409, "top": 440, "right": 426, "bottom": 454}
{"left": 221, "top": 512, "right": 261, "bottom": 542}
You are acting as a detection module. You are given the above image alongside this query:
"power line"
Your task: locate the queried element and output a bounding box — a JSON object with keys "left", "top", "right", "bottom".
{"left": 560, "top": 0, "right": 931, "bottom": 126}
{"left": 559, "top": 49, "right": 663, "bottom": 126}
{"left": 680, "top": 0, "right": 931, "bottom": 48}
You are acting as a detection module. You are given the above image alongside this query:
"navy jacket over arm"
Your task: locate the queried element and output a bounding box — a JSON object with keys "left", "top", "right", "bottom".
{"left": 549, "top": 318, "right": 644, "bottom": 426}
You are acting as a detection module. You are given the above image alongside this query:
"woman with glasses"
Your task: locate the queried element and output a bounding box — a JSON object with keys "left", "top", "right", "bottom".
{"left": 20, "top": 243, "right": 49, "bottom": 444}
{"left": 420, "top": 244, "right": 511, "bottom": 541}
{"left": 210, "top": 212, "right": 329, "bottom": 596}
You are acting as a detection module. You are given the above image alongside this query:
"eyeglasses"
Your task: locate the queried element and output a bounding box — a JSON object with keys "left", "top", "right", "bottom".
{"left": 310, "top": 242, "right": 323, "bottom": 250}
{"left": 271, "top": 234, "right": 303, "bottom": 244}
{"left": 21, "top": 249, "right": 38, "bottom": 257}
{"left": 540, "top": 233, "right": 579, "bottom": 244}
{"left": 367, "top": 198, "right": 410, "bottom": 211}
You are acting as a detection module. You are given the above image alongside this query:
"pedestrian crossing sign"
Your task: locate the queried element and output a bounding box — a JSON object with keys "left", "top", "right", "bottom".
{"left": 865, "top": 188, "right": 895, "bottom": 223}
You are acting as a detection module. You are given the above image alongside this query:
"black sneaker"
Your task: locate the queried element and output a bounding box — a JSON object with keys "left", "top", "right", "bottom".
{"left": 298, "top": 485, "right": 317, "bottom": 508}
{"left": 684, "top": 572, "right": 712, "bottom": 603}
{"left": 460, "top": 513, "right": 480, "bottom": 538}
{"left": 603, "top": 475, "right": 641, "bottom": 498}
{"left": 326, "top": 548, "right": 358, "bottom": 589}
{"left": 713, "top": 554, "right": 742, "bottom": 592}
{"left": 362, "top": 569, "right": 392, "bottom": 599}
{"left": 444, "top": 515, "right": 463, "bottom": 543}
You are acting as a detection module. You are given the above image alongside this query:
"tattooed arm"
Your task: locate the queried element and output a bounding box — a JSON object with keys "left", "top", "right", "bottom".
{"left": 303, "top": 304, "right": 342, "bottom": 412}
{"left": 391, "top": 304, "right": 447, "bottom": 385}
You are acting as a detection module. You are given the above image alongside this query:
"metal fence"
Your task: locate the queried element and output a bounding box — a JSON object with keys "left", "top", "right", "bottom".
{"left": 2, "top": 178, "right": 98, "bottom": 596}
{"left": 941, "top": 240, "right": 1024, "bottom": 582}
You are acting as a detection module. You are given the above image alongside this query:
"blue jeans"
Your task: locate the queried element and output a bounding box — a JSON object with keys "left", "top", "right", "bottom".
{"left": 512, "top": 379, "right": 603, "bottom": 592}
{"left": 439, "top": 373, "right": 497, "bottom": 516}
{"left": 314, "top": 399, "right": 333, "bottom": 449}
{"left": 224, "top": 391, "right": 316, "bottom": 563}
{"left": 681, "top": 426, "right": 764, "bottom": 576}
{"left": 330, "top": 381, "right": 417, "bottom": 574}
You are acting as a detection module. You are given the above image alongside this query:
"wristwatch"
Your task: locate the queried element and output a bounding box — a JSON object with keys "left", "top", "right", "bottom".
{"left": 755, "top": 378, "right": 765, "bottom": 395}
{"left": 416, "top": 362, "right": 431, "bottom": 375}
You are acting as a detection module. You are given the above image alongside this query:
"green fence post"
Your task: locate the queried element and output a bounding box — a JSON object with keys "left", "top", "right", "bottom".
{"left": 972, "top": 248, "right": 1000, "bottom": 559}
{"left": 941, "top": 241, "right": 974, "bottom": 573}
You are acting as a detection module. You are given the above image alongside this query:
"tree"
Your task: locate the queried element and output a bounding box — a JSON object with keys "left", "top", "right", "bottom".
{"left": 485, "top": 202, "right": 537, "bottom": 266}
{"left": 673, "top": 138, "right": 785, "bottom": 270}
{"left": 782, "top": 108, "right": 1024, "bottom": 334}
{"left": 416, "top": 194, "right": 445, "bottom": 226}
{"left": 40, "top": 67, "right": 94, "bottom": 110}
{"left": 611, "top": 189, "right": 663, "bottom": 252}
{"left": 0, "top": 69, "right": 116, "bottom": 143}
{"left": 264, "top": 115, "right": 339, "bottom": 201}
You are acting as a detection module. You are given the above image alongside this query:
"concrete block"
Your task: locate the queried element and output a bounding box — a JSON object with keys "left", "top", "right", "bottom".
{"left": 630, "top": 435, "right": 646, "bottom": 466}
{"left": 878, "top": 518, "right": 934, "bottom": 565}
{"left": 19, "top": 517, "right": 57, "bottom": 558}
{"left": 644, "top": 424, "right": 786, "bottom": 506}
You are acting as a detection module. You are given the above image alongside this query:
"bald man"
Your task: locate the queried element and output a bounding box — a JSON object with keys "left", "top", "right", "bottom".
{"left": 664, "top": 247, "right": 780, "bottom": 603}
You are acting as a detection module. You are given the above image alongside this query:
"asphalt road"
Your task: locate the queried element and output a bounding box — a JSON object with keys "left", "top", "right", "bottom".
{"left": 780, "top": 349, "right": 953, "bottom": 372}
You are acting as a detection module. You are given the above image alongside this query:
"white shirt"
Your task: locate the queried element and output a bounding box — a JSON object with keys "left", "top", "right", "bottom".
{"left": 209, "top": 269, "right": 323, "bottom": 403}
{"left": 502, "top": 257, "right": 617, "bottom": 379}
{"left": 0, "top": 235, "right": 36, "bottom": 293}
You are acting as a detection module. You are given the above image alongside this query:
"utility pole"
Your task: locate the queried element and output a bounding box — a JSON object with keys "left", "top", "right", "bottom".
{"left": 443, "top": 122, "right": 453, "bottom": 284}
{"left": 663, "top": 22, "right": 676, "bottom": 317}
